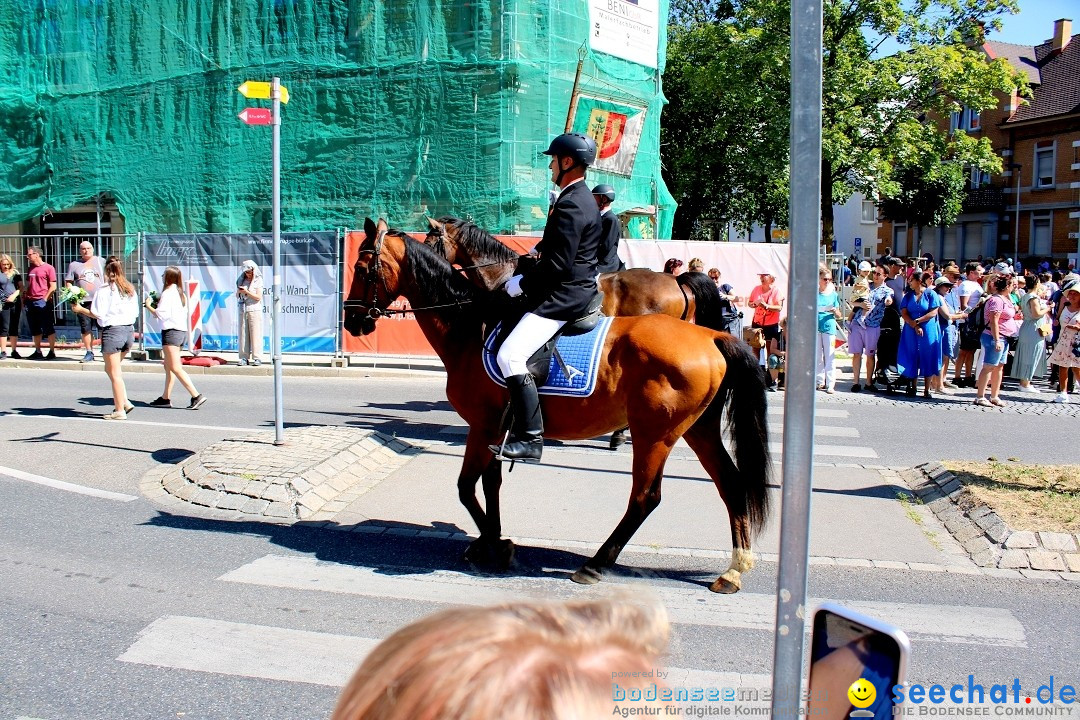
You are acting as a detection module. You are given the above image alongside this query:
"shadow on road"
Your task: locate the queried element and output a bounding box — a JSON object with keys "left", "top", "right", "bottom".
{"left": 142, "top": 512, "right": 720, "bottom": 590}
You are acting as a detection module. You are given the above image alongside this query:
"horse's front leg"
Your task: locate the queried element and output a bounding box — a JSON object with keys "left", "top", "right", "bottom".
{"left": 480, "top": 456, "right": 515, "bottom": 570}
{"left": 458, "top": 432, "right": 510, "bottom": 568}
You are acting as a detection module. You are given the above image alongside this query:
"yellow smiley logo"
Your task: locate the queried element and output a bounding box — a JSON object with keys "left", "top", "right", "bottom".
{"left": 848, "top": 678, "right": 876, "bottom": 708}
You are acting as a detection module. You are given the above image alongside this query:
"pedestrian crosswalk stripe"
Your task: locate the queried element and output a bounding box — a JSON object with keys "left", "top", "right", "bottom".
{"left": 221, "top": 555, "right": 1025, "bottom": 648}
{"left": 117, "top": 613, "right": 776, "bottom": 690}
{"left": 808, "top": 425, "right": 860, "bottom": 438}
{"left": 769, "top": 442, "right": 878, "bottom": 458}
{"left": 117, "top": 615, "right": 379, "bottom": 687}
{"left": 768, "top": 407, "right": 850, "bottom": 418}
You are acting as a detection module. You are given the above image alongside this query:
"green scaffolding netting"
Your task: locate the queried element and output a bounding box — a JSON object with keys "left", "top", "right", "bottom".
{"left": 0, "top": 0, "right": 675, "bottom": 238}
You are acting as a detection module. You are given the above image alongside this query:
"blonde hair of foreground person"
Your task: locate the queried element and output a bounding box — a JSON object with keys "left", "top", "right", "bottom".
{"left": 331, "top": 598, "right": 670, "bottom": 720}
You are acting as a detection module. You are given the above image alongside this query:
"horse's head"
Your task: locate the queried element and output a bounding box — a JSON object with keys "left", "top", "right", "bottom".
{"left": 423, "top": 216, "right": 518, "bottom": 292}
{"left": 423, "top": 216, "right": 455, "bottom": 263}
{"left": 343, "top": 217, "right": 405, "bottom": 337}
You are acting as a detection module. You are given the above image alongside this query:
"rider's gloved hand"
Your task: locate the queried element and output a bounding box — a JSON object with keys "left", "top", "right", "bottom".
{"left": 505, "top": 275, "right": 524, "bottom": 297}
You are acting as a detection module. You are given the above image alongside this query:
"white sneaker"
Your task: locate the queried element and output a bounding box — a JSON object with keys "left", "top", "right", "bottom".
{"left": 1017, "top": 384, "right": 1041, "bottom": 394}
{"left": 1053, "top": 392, "right": 1069, "bottom": 404}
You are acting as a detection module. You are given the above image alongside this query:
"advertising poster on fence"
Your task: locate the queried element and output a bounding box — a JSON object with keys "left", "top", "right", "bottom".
{"left": 142, "top": 232, "right": 338, "bottom": 354}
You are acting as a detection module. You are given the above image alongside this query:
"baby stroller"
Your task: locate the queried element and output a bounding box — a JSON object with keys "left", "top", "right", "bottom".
{"left": 873, "top": 307, "right": 905, "bottom": 394}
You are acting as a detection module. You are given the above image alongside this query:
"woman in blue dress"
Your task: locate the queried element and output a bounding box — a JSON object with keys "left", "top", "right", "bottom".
{"left": 933, "top": 276, "right": 967, "bottom": 393}
{"left": 897, "top": 272, "right": 943, "bottom": 398}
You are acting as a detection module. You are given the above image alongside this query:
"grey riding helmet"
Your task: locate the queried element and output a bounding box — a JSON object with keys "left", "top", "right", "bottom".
{"left": 592, "top": 184, "right": 615, "bottom": 202}
{"left": 543, "top": 133, "right": 597, "bottom": 167}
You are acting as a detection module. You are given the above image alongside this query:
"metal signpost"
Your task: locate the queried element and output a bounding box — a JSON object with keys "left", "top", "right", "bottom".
{"left": 238, "top": 77, "right": 289, "bottom": 445}
{"left": 770, "top": 1, "right": 823, "bottom": 717}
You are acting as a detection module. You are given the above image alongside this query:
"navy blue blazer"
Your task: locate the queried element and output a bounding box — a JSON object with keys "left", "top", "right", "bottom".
{"left": 520, "top": 180, "right": 601, "bottom": 320}
{"left": 595, "top": 208, "right": 624, "bottom": 273}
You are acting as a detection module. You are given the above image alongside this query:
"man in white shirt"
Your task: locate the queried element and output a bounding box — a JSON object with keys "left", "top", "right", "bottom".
{"left": 66, "top": 242, "right": 106, "bottom": 363}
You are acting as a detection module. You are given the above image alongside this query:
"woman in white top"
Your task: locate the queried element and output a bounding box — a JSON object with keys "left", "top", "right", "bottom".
{"left": 144, "top": 266, "right": 206, "bottom": 410}
{"left": 71, "top": 259, "right": 139, "bottom": 420}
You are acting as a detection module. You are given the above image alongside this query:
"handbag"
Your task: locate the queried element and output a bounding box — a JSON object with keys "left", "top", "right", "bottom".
{"left": 1037, "top": 322, "right": 1052, "bottom": 338}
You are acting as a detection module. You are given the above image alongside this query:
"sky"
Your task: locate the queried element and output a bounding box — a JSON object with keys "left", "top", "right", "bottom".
{"left": 988, "top": 0, "right": 1075, "bottom": 46}
{"left": 872, "top": 0, "right": 1075, "bottom": 56}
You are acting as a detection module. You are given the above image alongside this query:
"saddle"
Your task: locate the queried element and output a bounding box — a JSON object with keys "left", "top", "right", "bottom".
{"left": 489, "top": 291, "right": 604, "bottom": 386}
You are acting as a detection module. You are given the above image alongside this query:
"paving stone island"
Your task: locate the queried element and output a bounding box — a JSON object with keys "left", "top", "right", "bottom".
{"left": 903, "top": 462, "right": 1079, "bottom": 580}
{"left": 140, "top": 426, "right": 419, "bottom": 523}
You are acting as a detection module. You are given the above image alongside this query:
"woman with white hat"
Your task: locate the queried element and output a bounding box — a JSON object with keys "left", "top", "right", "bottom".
{"left": 236, "top": 259, "right": 264, "bottom": 366}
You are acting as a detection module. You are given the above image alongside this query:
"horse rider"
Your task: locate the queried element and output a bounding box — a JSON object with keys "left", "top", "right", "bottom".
{"left": 592, "top": 184, "right": 625, "bottom": 273}
{"left": 491, "top": 132, "right": 603, "bottom": 463}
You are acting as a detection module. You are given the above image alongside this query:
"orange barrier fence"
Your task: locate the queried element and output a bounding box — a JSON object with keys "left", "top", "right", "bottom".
{"left": 342, "top": 231, "right": 538, "bottom": 356}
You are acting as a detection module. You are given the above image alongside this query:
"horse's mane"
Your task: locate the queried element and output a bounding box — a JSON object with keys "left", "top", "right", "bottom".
{"left": 437, "top": 217, "right": 519, "bottom": 265}
{"left": 391, "top": 229, "right": 485, "bottom": 323}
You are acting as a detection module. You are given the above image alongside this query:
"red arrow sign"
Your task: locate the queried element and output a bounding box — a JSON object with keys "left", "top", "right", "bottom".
{"left": 238, "top": 108, "right": 272, "bottom": 125}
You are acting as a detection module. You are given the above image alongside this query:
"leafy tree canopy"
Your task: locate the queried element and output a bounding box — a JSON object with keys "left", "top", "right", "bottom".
{"left": 661, "top": 0, "right": 1029, "bottom": 242}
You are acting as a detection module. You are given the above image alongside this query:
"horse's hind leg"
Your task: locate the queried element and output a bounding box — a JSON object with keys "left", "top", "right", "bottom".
{"left": 682, "top": 424, "right": 755, "bottom": 594}
{"left": 571, "top": 438, "right": 673, "bottom": 585}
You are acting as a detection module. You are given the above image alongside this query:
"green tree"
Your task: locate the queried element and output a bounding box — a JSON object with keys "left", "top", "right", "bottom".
{"left": 661, "top": 0, "right": 1028, "bottom": 243}
{"left": 663, "top": 1, "right": 790, "bottom": 240}
{"left": 877, "top": 157, "right": 966, "bottom": 258}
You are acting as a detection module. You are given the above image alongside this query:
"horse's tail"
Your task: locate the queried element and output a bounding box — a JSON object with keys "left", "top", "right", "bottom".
{"left": 706, "top": 332, "right": 771, "bottom": 532}
{"left": 677, "top": 272, "right": 726, "bottom": 330}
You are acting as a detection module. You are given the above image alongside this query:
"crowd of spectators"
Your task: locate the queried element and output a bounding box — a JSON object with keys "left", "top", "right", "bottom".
{"left": 846, "top": 253, "right": 1079, "bottom": 404}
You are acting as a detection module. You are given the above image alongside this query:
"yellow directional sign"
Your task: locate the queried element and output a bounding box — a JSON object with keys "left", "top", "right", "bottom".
{"left": 237, "top": 81, "right": 290, "bottom": 105}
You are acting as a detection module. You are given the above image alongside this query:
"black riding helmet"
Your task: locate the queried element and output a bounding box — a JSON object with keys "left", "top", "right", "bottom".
{"left": 592, "top": 184, "right": 615, "bottom": 202}
{"left": 543, "top": 133, "right": 597, "bottom": 169}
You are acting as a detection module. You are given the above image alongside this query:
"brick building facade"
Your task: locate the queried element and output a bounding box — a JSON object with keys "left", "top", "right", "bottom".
{"left": 876, "top": 18, "right": 1080, "bottom": 269}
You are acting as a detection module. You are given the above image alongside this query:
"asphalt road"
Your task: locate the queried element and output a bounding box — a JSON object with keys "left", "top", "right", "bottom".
{"left": 1, "top": 366, "right": 1078, "bottom": 719}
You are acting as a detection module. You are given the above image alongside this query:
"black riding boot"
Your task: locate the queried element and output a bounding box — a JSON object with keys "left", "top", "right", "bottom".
{"left": 490, "top": 374, "right": 544, "bottom": 463}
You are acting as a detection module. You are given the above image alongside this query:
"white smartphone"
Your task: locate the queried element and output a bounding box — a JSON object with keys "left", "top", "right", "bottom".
{"left": 806, "top": 602, "right": 911, "bottom": 720}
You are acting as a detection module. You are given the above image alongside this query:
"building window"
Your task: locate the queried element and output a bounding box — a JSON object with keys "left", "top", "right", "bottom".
{"left": 964, "top": 107, "right": 980, "bottom": 131}
{"left": 1031, "top": 213, "right": 1052, "bottom": 256}
{"left": 1034, "top": 143, "right": 1055, "bottom": 188}
{"left": 893, "top": 224, "right": 908, "bottom": 257}
{"left": 967, "top": 166, "right": 990, "bottom": 188}
{"left": 951, "top": 107, "right": 980, "bottom": 132}
{"left": 861, "top": 200, "right": 876, "bottom": 223}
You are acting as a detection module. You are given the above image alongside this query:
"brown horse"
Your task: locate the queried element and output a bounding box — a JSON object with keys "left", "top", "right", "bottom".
{"left": 344, "top": 218, "right": 771, "bottom": 594}
{"left": 423, "top": 216, "right": 727, "bottom": 330}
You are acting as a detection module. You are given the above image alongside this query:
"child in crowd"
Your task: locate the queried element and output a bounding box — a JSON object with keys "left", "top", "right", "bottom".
{"left": 848, "top": 261, "right": 872, "bottom": 327}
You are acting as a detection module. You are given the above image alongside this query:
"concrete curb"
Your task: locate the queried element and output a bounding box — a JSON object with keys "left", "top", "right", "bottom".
{"left": 0, "top": 353, "right": 447, "bottom": 380}
{"left": 901, "top": 462, "right": 1080, "bottom": 581}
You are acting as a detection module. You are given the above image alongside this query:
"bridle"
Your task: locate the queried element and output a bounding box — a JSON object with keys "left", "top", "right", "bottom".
{"left": 343, "top": 226, "right": 391, "bottom": 318}
{"left": 343, "top": 226, "right": 474, "bottom": 318}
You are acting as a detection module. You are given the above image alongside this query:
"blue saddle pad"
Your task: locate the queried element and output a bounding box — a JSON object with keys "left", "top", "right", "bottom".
{"left": 483, "top": 316, "right": 614, "bottom": 397}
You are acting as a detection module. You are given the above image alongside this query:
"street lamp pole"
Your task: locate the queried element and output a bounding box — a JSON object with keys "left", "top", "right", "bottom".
{"left": 1010, "top": 163, "right": 1022, "bottom": 265}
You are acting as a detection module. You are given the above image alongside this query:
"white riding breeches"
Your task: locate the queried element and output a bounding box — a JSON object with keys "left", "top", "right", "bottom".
{"left": 496, "top": 312, "right": 567, "bottom": 377}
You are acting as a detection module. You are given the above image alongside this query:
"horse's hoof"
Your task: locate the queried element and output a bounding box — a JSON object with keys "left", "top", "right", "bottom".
{"left": 462, "top": 538, "right": 490, "bottom": 565}
{"left": 571, "top": 565, "right": 603, "bottom": 585}
{"left": 493, "top": 538, "right": 516, "bottom": 571}
{"left": 608, "top": 432, "right": 627, "bottom": 450}
{"left": 463, "top": 538, "right": 515, "bottom": 571}
{"left": 709, "top": 576, "right": 740, "bottom": 594}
